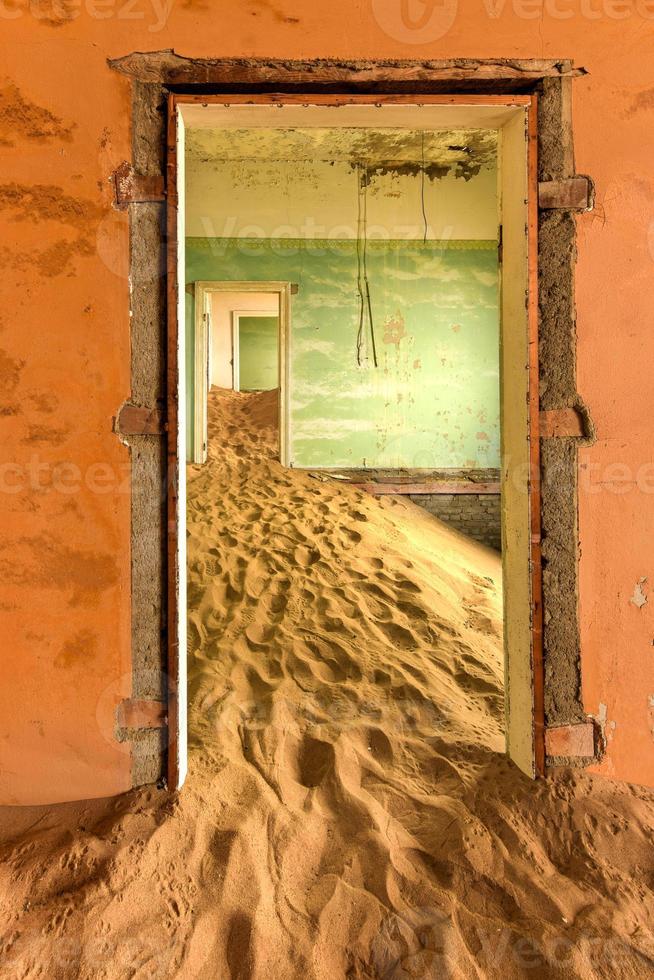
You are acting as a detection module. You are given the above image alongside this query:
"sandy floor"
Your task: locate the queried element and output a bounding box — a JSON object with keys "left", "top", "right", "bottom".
{"left": 1, "top": 387, "right": 654, "bottom": 979}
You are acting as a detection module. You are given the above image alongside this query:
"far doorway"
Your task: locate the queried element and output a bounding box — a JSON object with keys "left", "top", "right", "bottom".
{"left": 233, "top": 311, "right": 279, "bottom": 392}
{"left": 192, "top": 280, "right": 291, "bottom": 466}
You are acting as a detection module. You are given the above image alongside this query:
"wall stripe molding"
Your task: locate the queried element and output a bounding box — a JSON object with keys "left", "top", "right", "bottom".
{"left": 187, "top": 237, "right": 498, "bottom": 252}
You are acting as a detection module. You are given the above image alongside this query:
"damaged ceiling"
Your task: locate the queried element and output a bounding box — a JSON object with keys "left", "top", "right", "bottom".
{"left": 186, "top": 128, "right": 498, "bottom": 182}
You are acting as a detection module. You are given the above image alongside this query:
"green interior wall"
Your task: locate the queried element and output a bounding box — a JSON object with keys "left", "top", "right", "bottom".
{"left": 185, "top": 238, "right": 499, "bottom": 468}
{"left": 238, "top": 316, "right": 279, "bottom": 391}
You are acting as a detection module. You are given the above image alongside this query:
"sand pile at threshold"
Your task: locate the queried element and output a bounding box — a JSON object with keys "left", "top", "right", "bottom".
{"left": 1, "top": 388, "right": 654, "bottom": 978}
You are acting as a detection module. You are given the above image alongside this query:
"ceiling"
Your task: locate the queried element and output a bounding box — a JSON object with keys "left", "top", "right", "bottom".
{"left": 186, "top": 128, "right": 497, "bottom": 181}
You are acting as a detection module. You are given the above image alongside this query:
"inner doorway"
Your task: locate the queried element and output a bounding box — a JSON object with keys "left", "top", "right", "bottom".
{"left": 192, "top": 280, "right": 292, "bottom": 466}
{"left": 233, "top": 311, "right": 279, "bottom": 392}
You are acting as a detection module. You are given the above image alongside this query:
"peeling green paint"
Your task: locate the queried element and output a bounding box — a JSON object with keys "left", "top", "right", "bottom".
{"left": 186, "top": 238, "right": 499, "bottom": 468}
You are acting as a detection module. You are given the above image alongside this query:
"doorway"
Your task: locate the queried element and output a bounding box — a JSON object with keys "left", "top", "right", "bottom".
{"left": 233, "top": 312, "right": 279, "bottom": 392}
{"left": 169, "top": 95, "right": 542, "bottom": 792}
{"left": 192, "top": 280, "right": 292, "bottom": 466}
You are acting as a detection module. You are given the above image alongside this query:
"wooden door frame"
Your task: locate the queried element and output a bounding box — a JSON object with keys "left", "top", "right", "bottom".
{"left": 166, "top": 91, "right": 544, "bottom": 790}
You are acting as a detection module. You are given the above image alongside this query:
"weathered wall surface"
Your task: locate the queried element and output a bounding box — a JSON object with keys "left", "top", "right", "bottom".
{"left": 187, "top": 238, "right": 500, "bottom": 468}
{"left": 1, "top": 3, "right": 654, "bottom": 797}
{"left": 185, "top": 136, "right": 499, "bottom": 242}
{"left": 412, "top": 492, "right": 501, "bottom": 552}
{"left": 0, "top": 34, "right": 134, "bottom": 803}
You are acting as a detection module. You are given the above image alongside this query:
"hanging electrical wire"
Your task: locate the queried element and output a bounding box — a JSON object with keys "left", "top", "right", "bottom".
{"left": 361, "top": 165, "right": 378, "bottom": 368}
{"left": 355, "top": 163, "right": 366, "bottom": 366}
{"left": 355, "top": 163, "right": 378, "bottom": 368}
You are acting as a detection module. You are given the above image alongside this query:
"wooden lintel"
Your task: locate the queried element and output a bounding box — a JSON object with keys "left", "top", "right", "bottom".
{"left": 115, "top": 403, "right": 165, "bottom": 436}
{"left": 108, "top": 52, "right": 585, "bottom": 86}
{"left": 112, "top": 161, "right": 165, "bottom": 209}
{"left": 539, "top": 408, "right": 584, "bottom": 438}
{"left": 116, "top": 699, "right": 168, "bottom": 730}
{"left": 353, "top": 482, "right": 501, "bottom": 495}
{"left": 538, "top": 176, "right": 593, "bottom": 211}
{"left": 545, "top": 722, "right": 595, "bottom": 758}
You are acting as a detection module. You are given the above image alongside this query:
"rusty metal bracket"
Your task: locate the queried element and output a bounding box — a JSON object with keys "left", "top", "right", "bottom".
{"left": 545, "top": 722, "right": 596, "bottom": 758}
{"left": 539, "top": 407, "right": 585, "bottom": 439}
{"left": 112, "top": 161, "right": 165, "bottom": 209}
{"left": 538, "top": 176, "right": 593, "bottom": 211}
{"left": 115, "top": 403, "right": 165, "bottom": 436}
{"left": 116, "top": 699, "right": 168, "bottom": 730}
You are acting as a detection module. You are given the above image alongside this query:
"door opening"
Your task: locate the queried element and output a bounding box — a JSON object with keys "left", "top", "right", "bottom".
{"left": 169, "top": 94, "right": 542, "bottom": 794}
{"left": 232, "top": 311, "right": 280, "bottom": 392}
{"left": 192, "top": 281, "right": 292, "bottom": 466}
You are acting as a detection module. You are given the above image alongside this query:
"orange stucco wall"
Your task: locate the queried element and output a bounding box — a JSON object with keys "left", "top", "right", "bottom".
{"left": 1, "top": 1, "right": 653, "bottom": 801}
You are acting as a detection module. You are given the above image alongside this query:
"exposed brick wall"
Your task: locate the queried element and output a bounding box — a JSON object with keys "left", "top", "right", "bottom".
{"left": 410, "top": 493, "right": 501, "bottom": 552}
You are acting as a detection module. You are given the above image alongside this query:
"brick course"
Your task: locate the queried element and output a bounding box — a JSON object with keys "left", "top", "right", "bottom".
{"left": 409, "top": 493, "right": 501, "bottom": 552}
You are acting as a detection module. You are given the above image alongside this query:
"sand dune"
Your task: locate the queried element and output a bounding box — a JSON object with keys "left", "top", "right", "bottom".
{"left": 1, "top": 387, "right": 654, "bottom": 978}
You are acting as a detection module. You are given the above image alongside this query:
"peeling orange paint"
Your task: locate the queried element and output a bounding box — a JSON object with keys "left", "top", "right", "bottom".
{"left": 0, "top": 81, "right": 75, "bottom": 147}
{"left": 54, "top": 628, "right": 97, "bottom": 668}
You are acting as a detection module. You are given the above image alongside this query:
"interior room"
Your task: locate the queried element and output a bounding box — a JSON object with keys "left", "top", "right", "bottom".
{"left": 185, "top": 112, "right": 502, "bottom": 551}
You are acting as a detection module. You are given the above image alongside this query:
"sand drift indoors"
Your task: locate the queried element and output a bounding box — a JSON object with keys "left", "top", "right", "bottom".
{"left": 2, "top": 388, "right": 653, "bottom": 978}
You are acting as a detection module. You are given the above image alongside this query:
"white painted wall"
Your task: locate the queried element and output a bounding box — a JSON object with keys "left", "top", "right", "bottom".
{"left": 186, "top": 158, "right": 497, "bottom": 242}
{"left": 210, "top": 291, "right": 279, "bottom": 388}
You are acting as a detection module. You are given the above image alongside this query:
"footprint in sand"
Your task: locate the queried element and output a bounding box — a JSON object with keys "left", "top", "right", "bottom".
{"left": 244, "top": 623, "right": 275, "bottom": 649}
{"left": 377, "top": 620, "right": 419, "bottom": 650}
{"left": 258, "top": 592, "right": 288, "bottom": 619}
{"left": 294, "top": 544, "right": 321, "bottom": 567}
{"left": 365, "top": 727, "right": 394, "bottom": 763}
{"left": 296, "top": 736, "right": 335, "bottom": 788}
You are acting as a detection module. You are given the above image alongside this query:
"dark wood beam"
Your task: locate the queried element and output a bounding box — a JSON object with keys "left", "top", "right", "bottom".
{"left": 108, "top": 51, "right": 585, "bottom": 89}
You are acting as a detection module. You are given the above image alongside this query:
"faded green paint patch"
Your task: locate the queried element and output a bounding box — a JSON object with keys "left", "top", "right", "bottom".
{"left": 238, "top": 316, "right": 279, "bottom": 391}
{"left": 186, "top": 238, "right": 499, "bottom": 468}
